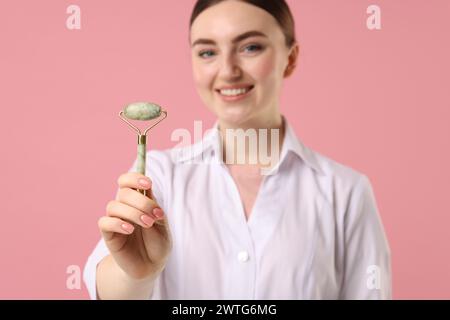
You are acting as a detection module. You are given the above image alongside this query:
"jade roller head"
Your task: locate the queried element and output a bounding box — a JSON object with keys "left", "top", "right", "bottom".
{"left": 119, "top": 102, "right": 167, "bottom": 196}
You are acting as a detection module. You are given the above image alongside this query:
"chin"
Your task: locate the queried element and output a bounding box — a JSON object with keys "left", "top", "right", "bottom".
{"left": 217, "top": 108, "right": 253, "bottom": 127}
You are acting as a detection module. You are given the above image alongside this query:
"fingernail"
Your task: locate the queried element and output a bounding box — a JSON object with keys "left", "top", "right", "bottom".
{"left": 121, "top": 223, "right": 134, "bottom": 233}
{"left": 139, "top": 178, "right": 150, "bottom": 188}
{"left": 140, "top": 214, "right": 154, "bottom": 226}
{"left": 153, "top": 208, "right": 164, "bottom": 218}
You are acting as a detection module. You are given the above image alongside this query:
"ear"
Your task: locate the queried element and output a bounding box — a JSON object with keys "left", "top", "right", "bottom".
{"left": 284, "top": 43, "right": 299, "bottom": 78}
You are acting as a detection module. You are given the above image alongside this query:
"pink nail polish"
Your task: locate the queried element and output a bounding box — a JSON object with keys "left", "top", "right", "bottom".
{"left": 121, "top": 223, "right": 134, "bottom": 233}
{"left": 138, "top": 178, "right": 150, "bottom": 188}
{"left": 153, "top": 208, "right": 164, "bottom": 218}
{"left": 140, "top": 214, "right": 154, "bottom": 226}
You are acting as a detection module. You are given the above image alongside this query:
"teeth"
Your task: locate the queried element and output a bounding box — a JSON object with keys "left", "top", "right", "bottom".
{"left": 219, "top": 87, "right": 251, "bottom": 96}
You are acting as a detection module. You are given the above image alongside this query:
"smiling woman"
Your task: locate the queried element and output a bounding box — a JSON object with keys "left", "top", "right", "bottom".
{"left": 189, "top": 0, "right": 298, "bottom": 129}
{"left": 84, "top": 0, "right": 392, "bottom": 300}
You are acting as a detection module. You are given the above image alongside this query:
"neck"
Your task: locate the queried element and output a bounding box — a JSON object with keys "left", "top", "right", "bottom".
{"left": 218, "top": 113, "right": 286, "bottom": 167}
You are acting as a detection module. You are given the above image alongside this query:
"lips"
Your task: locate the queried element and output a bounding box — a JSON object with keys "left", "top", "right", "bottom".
{"left": 215, "top": 85, "right": 254, "bottom": 101}
{"left": 216, "top": 84, "right": 254, "bottom": 91}
{"left": 215, "top": 85, "right": 254, "bottom": 95}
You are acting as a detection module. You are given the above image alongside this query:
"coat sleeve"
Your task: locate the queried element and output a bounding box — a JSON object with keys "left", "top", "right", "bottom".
{"left": 82, "top": 150, "right": 167, "bottom": 300}
{"left": 339, "top": 174, "right": 392, "bottom": 299}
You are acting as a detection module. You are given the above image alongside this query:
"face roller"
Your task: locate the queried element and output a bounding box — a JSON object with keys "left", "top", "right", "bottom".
{"left": 119, "top": 102, "right": 167, "bottom": 197}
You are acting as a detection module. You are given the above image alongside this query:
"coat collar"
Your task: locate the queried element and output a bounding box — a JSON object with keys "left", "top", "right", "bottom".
{"left": 172, "top": 115, "right": 324, "bottom": 175}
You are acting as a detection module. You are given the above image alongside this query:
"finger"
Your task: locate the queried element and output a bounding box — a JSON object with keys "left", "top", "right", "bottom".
{"left": 98, "top": 216, "right": 135, "bottom": 240}
{"left": 117, "top": 172, "right": 152, "bottom": 191}
{"left": 116, "top": 188, "right": 160, "bottom": 219}
{"left": 152, "top": 208, "right": 169, "bottom": 228}
{"left": 106, "top": 200, "right": 156, "bottom": 229}
{"left": 152, "top": 207, "right": 165, "bottom": 220}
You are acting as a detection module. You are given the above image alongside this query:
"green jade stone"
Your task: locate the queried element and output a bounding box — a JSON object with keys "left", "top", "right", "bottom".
{"left": 124, "top": 102, "right": 162, "bottom": 121}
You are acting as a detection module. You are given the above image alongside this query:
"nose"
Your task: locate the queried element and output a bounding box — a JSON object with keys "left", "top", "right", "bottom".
{"left": 218, "top": 52, "right": 242, "bottom": 81}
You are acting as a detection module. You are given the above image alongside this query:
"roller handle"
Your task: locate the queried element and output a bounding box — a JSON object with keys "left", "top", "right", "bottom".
{"left": 136, "top": 135, "right": 147, "bottom": 197}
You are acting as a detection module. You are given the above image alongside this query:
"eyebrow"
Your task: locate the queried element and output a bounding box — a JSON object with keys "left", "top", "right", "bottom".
{"left": 191, "top": 30, "right": 268, "bottom": 47}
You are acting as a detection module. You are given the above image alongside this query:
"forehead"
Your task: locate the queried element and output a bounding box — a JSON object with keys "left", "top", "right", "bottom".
{"left": 190, "top": 1, "right": 281, "bottom": 41}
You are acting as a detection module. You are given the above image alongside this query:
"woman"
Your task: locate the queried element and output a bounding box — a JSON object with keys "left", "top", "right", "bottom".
{"left": 84, "top": 0, "right": 392, "bottom": 299}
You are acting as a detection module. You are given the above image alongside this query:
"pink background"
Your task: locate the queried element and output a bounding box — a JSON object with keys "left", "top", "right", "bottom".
{"left": 0, "top": 0, "right": 449, "bottom": 299}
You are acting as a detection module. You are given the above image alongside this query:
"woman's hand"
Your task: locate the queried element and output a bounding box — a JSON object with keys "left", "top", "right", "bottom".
{"left": 98, "top": 173, "right": 172, "bottom": 281}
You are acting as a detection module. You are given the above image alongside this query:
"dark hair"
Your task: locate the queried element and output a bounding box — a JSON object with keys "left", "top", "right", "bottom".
{"left": 189, "top": 0, "right": 296, "bottom": 48}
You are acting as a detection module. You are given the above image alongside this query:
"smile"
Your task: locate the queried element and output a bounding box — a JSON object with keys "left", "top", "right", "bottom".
{"left": 215, "top": 85, "right": 254, "bottom": 102}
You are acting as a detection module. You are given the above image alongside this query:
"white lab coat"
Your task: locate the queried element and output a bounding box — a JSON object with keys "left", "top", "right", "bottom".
{"left": 83, "top": 117, "right": 392, "bottom": 299}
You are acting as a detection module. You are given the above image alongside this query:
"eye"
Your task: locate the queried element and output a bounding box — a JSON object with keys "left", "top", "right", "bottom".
{"left": 243, "top": 44, "right": 263, "bottom": 53}
{"left": 197, "top": 44, "right": 263, "bottom": 59}
{"left": 198, "top": 50, "right": 215, "bottom": 59}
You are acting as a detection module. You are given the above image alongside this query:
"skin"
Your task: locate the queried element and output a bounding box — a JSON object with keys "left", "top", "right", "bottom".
{"left": 96, "top": 0, "right": 300, "bottom": 299}
{"left": 96, "top": 173, "right": 172, "bottom": 299}
{"left": 190, "top": 0, "right": 299, "bottom": 165}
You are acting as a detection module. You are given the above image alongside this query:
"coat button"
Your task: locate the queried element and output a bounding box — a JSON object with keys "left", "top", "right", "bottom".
{"left": 237, "top": 251, "right": 249, "bottom": 263}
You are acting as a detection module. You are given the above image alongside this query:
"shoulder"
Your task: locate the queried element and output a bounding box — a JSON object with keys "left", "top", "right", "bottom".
{"left": 145, "top": 143, "right": 205, "bottom": 178}
{"left": 299, "top": 144, "right": 374, "bottom": 206}
{"left": 146, "top": 148, "right": 174, "bottom": 165}
{"left": 144, "top": 148, "right": 177, "bottom": 177}
{"left": 146, "top": 143, "right": 200, "bottom": 168}
{"left": 302, "top": 147, "right": 383, "bottom": 237}
{"left": 309, "top": 145, "right": 369, "bottom": 188}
